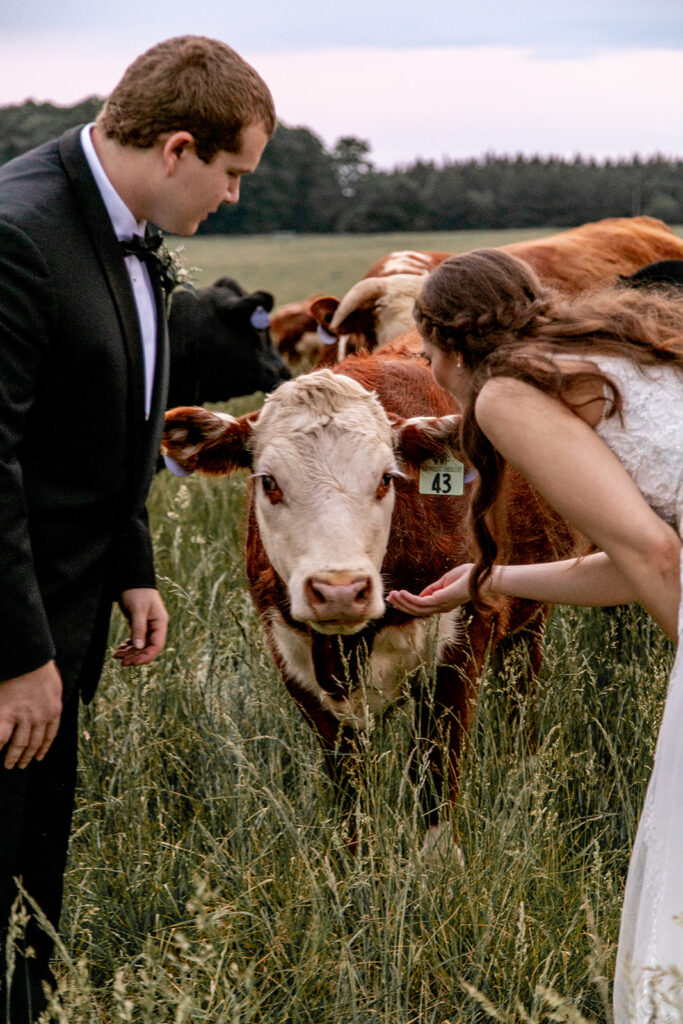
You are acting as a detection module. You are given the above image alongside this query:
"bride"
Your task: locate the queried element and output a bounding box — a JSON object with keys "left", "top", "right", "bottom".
{"left": 387, "top": 248, "right": 683, "bottom": 1022}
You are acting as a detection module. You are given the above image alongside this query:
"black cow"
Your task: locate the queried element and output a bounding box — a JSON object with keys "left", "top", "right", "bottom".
{"left": 618, "top": 259, "right": 683, "bottom": 290}
{"left": 167, "top": 276, "right": 290, "bottom": 409}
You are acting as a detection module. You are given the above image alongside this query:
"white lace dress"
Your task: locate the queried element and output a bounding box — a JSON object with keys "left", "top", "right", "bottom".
{"left": 584, "top": 355, "right": 683, "bottom": 1022}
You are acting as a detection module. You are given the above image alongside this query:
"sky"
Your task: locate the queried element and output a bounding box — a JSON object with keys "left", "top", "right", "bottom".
{"left": 1, "top": 0, "right": 682, "bottom": 169}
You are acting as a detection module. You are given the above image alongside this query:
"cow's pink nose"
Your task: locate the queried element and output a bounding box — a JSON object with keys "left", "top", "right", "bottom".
{"left": 305, "top": 573, "right": 373, "bottom": 622}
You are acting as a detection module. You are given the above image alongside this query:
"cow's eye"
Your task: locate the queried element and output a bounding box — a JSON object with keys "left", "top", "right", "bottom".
{"left": 260, "top": 474, "right": 283, "bottom": 504}
{"left": 376, "top": 472, "right": 395, "bottom": 500}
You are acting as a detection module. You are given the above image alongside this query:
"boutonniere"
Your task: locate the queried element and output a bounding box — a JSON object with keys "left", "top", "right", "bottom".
{"left": 153, "top": 242, "right": 200, "bottom": 313}
{"left": 155, "top": 242, "right": 196, "bottom": 293}
{"left": 120, "top": 233, "right": 199, "bottom": 312}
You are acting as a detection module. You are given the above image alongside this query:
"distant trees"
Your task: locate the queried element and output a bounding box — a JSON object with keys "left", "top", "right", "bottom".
{"left": 213, "top": 142, "right": 683, "bottom": 234}
{"left": 0, "top": 97, "right": 103, "bottom": 165}
{"left": 1, "top": 97, "right": 681, "bottom": 232}
{"left": 331, "top": 136, "right": 373, "bottom": 198}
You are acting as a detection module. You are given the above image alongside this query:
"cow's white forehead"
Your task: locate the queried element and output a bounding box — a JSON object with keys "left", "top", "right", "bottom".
{"left": 252, "top": 370, "right": 392, "bottom": 455}
{"left": 379, "top": 251, "right": 433, "bottom": 276}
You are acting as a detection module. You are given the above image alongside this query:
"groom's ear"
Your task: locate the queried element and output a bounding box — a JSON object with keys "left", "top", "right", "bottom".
{"left": 161, "top": 132, "right": 196, "bottom": 174}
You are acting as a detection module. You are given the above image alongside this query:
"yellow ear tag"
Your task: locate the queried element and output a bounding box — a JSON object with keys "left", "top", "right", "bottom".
{"left": 419, "top": 457, "right": 464, "bottom": 496}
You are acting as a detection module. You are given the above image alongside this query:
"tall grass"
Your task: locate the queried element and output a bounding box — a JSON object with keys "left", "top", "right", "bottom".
{"left": 32, "top": 405, "right": 671, "bottom": 1022}
{"left": 22, "top": 228, "right": 680, "bottom": 1021}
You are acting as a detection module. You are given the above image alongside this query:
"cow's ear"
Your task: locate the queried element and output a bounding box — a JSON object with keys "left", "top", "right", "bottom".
{"left": 249, "top": 290, "right": 274, "bottom": 313}
{"left": 309, "top": 296, "right": 339, "bottom": 329}
{"left": 389, "top": 412, "right": 464, "bottom": 465}
{"left": 162, "top": 406, "right": 257, "bottom": 475}
{"left": 214, "top": 290, "right": 275, "bottom": 323}
{"left": 310, "top": 294, "right": 377, "bottom": 348}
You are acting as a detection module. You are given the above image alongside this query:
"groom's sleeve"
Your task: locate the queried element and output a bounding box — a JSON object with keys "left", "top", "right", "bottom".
{"left": 113, "top": 508, "right": 157, "bottom": 596}
{"left": 0, "top": 220, "right": 57, "bottom": 680}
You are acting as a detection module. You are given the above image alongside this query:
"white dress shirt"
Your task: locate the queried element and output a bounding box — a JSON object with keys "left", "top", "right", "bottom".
{"left": 80, "top": 124, "right": 157, "bottom": 419}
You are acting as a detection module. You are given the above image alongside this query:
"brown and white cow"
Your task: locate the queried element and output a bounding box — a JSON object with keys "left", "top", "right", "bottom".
{"left": 311, "top": 216, "right": 683, "bottom": 361}
{"left": 162, "top": 351, "right": 579, "bottom": 837}
{"left": 269, "top": 253, "right": 452, "bottom": 371}
{"left": 268, "top": 297, "right": 326, "bottom": 370}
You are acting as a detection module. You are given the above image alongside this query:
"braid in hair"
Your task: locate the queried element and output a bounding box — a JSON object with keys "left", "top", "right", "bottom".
{"left": 413, "top": 249, "right": 554, "bottom": 363}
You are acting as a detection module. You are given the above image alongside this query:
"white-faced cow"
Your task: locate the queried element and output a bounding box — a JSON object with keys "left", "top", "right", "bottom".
{"left": 162, "top": 350, "right": 579, "bottom": 839}
{"left": 167, "top": 276, "right": 290, "bottom": 409}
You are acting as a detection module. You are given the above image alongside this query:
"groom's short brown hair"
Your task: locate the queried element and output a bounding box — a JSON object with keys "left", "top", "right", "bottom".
{"left": 97, "top": 35, "right": 276, "bottom": 161}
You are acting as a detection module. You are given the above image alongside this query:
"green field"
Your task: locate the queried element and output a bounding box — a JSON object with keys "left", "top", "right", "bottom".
{"left": 171, "top": 225, "right": 683, "bottom": 305}
{"left": 168, "top": 228, "right": 578, "bottom": 304}
{"left": 26, "top": 230, "right": 681, "bottom": 1022}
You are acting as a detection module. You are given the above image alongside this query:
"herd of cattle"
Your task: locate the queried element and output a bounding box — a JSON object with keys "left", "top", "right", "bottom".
{"left": 163, "top": 215, "right": 683, "bottom": 843}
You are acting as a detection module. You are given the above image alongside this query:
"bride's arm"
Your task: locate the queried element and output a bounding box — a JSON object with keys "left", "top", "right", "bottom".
{"left": 490, "top": 552, "right": 637, "bottom": 604}
{"left": 388, "top": 551, "right": 638, "bottom": 617}
{"left": 474, "top": 377, "right": 681, "bottom": 641}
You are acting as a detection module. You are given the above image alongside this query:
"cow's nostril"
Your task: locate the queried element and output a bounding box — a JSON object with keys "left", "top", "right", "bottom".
{"left": 305, "top": 579, "right": 327, "bottom": 606}
{"left": 305, "top": 575, "right": 374, "bottom": 620}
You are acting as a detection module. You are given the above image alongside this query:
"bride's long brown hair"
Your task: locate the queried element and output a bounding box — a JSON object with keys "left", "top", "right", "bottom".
{"left": 413, "top": 248, "right": 683, "bottom": 604}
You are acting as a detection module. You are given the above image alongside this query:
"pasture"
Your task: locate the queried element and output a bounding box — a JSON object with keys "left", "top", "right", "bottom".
{"left": 41, "top": 231, "right": 679, "bottom": 1022}
{"left": 165, "top": 228, "right": 569, "bottom": 304}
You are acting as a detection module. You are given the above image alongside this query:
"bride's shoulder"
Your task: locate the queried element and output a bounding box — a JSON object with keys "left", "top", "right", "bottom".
{"left": 552, "top": 354, "right": 612, "bottom": 427}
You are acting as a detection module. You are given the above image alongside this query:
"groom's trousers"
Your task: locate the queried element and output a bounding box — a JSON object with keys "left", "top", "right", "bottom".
{"left": 0, "top": 695, "right": 79, "bottom": 1024}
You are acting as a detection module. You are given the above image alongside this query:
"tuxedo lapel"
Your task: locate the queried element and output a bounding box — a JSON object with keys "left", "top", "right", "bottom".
{"left": 137, "top": 283, "right": 171, "bottom": 507}
{"left": 57, "top": 127, "right": 147, "bottom": 426}
{"left": 150, "top": 284, "right": 170, "bottom": 418}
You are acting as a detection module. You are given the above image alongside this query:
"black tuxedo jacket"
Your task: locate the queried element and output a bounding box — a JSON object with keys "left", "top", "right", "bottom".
{"left": 0, "top": 126, "right": 169, "bottom": 702}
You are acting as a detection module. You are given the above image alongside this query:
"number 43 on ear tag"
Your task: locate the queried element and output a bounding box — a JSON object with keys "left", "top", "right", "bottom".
{"left": 419, "top": 457, "right": 465, "bottom": 496}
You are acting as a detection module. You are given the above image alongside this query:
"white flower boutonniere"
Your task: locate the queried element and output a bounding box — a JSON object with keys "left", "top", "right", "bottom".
{"left": 154, "top": 243, "right": 200, "bottom": 313}
{"left": 120, "top": 233, "right": 200, "bottom": 313}
{"left": 155, "top": 242, "right": 195, "bottom": 292}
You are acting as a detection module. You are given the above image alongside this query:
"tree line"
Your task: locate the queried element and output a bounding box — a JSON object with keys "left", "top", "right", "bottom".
{"left": 2, "top": 97, "right": 681, "bottom": 233}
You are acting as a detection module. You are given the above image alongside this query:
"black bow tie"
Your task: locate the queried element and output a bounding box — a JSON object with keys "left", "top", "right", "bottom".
{"left": 119, "top": 232, "right": 164, "bottom": 262}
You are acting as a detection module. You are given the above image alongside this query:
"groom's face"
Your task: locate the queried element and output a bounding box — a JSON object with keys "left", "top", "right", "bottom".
{"left": 157, "top": 123, "right": 269, "bottom": 236}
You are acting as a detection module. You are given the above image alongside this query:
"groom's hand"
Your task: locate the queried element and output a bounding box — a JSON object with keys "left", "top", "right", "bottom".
{"left": 114, "top": 588, "right": 168, "bottom": 666}
{"left": 0, "top": 661, "right": 63, "bottom": 769}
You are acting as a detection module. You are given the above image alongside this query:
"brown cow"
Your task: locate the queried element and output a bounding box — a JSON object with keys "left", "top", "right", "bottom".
{"left": 311, "top": 216, "right": 683, "bottom": 361}
{"left": 268, "top": 297, "right": 327, "bottom": 370}
{"left": 162, "top": 351, "right": 579, "bottom": 844}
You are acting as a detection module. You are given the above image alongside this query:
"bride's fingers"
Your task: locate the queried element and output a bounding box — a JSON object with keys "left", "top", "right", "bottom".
{"left": 388, "top": 590, "right": 444, "bottom": 614}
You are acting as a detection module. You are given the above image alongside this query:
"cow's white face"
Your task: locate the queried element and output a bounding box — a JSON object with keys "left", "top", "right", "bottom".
{"left": 162, "top": 369, "right": 463, "bottom": 637}
{"left": 250, "top": 373, "right": 401, "bottom": 632}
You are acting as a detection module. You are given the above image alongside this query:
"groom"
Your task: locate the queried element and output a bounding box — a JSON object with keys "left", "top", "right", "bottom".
{"left": 0, "top": 36, "right": 274, "bottom": 1021}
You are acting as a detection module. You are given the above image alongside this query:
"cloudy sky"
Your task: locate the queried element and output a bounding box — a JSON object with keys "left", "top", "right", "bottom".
{"left": 1, "top": 0, "right": 681, "bottom": 168}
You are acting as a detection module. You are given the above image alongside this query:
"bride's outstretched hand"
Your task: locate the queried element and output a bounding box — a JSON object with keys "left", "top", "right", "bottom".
{"left": 387, "top": 563, "right": 475, "bottom": 616}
